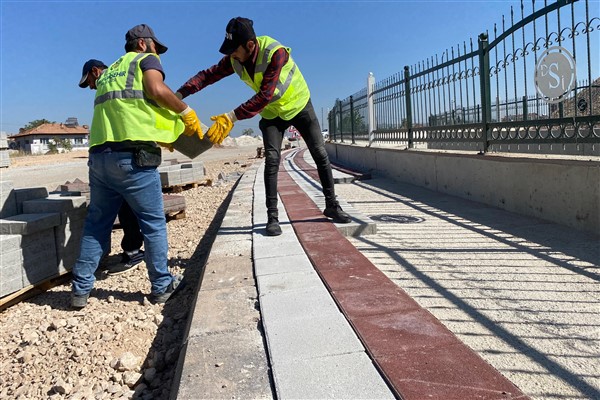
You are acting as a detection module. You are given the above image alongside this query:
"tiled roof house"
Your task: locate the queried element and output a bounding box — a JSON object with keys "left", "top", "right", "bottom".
{"left": 8, "top": 118, "right": 89, "bottom": 154}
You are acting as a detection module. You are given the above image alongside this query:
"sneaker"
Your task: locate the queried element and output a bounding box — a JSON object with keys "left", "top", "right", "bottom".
{"left": 150, "top": 275, "right": 185, "bottom": 304}
{"left": 71, "top": 293, "right": 90, "bottom": 309}
{"left": 266, "top": 216, "right": 282, "bottom": 236}
{"left": 107, "top": 250, "right": 144, "bottom": 276}
{"left": 323, "top": 204, "right": 352, "bottom": 223}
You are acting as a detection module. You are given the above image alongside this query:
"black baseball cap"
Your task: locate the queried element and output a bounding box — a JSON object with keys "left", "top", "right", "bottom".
{"left": 79, "top": 59, "right": 108, "bottom": 88}
{"left": 125, "top": 24, "right": 168, "bottom": 54}
{"left": 219, "top": 17, "right": 255, "bottom": 55}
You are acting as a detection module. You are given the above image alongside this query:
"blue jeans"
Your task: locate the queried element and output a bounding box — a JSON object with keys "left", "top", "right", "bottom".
{"left": 72, "top": 151, "right": 172, "bottom": 296}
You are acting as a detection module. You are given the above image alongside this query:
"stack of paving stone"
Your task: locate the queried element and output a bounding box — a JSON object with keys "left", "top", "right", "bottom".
{"left": 0, "top": 181, "right": 87, "bottom": 298}
{"left": 158, "top": 160, "right": 206, "bottom": 188}
{"left": 0, "top": 132, "right": 9, "bottom": 168}
{"left": 57, "top": 178, "right": 186, "bottom": 218}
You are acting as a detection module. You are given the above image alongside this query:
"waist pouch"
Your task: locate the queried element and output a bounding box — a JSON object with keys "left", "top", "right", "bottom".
{"left": 134, "top": 146, "right": 162, "bottom": 167}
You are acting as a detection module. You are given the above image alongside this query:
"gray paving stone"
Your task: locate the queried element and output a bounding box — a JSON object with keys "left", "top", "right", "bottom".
{"left": 0, "top": 272, "right": 22, "bottom": 297}
{"left": 273, "top": 352, "right": 395, "bottom": 400}
{"left": 264, "top": 312, "right": 364, "bottom": 366}
{"left": 187, "top": 285, "right": 260, "bottom": 337}
{"left": 259, "top": 286, "right": 339, "bottom": 324}
{"left": 14, "top": 187, "right": 49, "bottom": 213}
{"left": 256, "top": 270, "right": 324, "bottom": 295}
{"left": 174, "top": 329, "right": 273, "bottom": 400}
{"left": 254, "top": 253, "right": 314, "bottom": 277}
{"left": 0, "top": 213, "right": 60, "bottom": 235}
{"left": 0, "top": 234, "right": 21, "bottom": 252}
{"left": 252, "top": 230, "right": 305, "bottom": 259}
{"left": 21, "top": 230, "right": 58, "bottom": 285}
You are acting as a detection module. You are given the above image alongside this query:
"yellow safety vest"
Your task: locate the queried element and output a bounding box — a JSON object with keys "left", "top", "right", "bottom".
{"left": 231, "top": 36, "right": 310, "bottom": 121}
{"left": 90, "top": 52, "right": 184, "bottom": 148}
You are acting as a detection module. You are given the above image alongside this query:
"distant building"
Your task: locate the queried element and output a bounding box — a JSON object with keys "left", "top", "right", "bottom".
{"left": 8, "top": 118, "right": 89, "bottom": 154}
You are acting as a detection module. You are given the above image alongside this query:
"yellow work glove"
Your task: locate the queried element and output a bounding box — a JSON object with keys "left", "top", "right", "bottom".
{"left": 180, "top": 106, "right": 204, "bottom": 139}
{"left": 207, "top": 111, "right": 236, "bottom": 145}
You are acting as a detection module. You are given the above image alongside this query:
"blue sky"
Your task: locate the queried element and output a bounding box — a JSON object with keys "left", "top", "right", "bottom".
{"left": 1, "top": 0, "right": 597, "bottom": 137}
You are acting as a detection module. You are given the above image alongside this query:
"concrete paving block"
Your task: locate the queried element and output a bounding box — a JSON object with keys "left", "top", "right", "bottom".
{"left": 174, "top": 329, "right": 273, "bottom": 400}
{"left": 256, "top": 270, "right": 324, "bottom": 295}
{"left": 14, "top": 187, "right": 49, "bottom": 213}
{"left": 273, "top": 352, "right": 395, "bottom": 400}
{"left": 188, "top": 285, "right": 260, "bottom": 337}
{"left": 1, "top": 273, "right": 22, "bottom": 297}
{"left": 218, "top": 213, "right": 252, "bottom": 231}
{"left": 0, "top": 213, "right": 61, "bottom": 235}
{"left": 201, "top": 257, "right": 254, "bottom": 291}
{"left": 264, "top": 312, "right": 364, "bottom": 366}
{"left": 254, "top": 253, "right": 315, "bottom": 277}
{"left": 21, "top": 230, "right": 59, "bottom": 285}
{"left": 179, "top": 169, "right": 195, "bottom": 184}
{"left": 23, "top": 196, "right": 87, "bottom": 224}
{"left": 252, "top": 229, "right": 305, "bottom": 259}
{"left": 160, "top": 170, "right": 182, "bottom": 186}
{"left": 1, "top": 248, "right": 23, "bottom": 269}
{"left": 0, "top": 234, "right": 21, "bottom": 253}
{"left": 1, "top": 248, "right": 24, "bottom": 296}
{"left": 259, "top": 286, "right": 339, "bottom": 323}
{"left": 158, "top": 164, "right": 181, "bottom": 172}
{"left": 209, "top": 237, "right": 252, "bottom": 257}
{"left": 0, "top": 181, "right": 17, "bottom": 218}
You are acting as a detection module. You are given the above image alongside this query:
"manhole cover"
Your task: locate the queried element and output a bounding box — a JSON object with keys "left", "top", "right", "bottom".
{"left": 371, "top": 214, "right": 424, "bottom": 223}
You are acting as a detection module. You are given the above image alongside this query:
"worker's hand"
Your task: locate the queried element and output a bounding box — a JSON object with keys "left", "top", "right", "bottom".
{"left": 157, "top": 142, "right": 174, "bottom": 152}
{"left": 180, "top": 106, "right": 203, "bottom": 139}
{"left": 207, "top": 111, "right": 236, "bottom": 145}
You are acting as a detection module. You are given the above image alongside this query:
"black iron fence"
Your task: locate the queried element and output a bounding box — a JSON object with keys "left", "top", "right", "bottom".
{"left": 329, "top": 0, "right": 600, "bottom": 155}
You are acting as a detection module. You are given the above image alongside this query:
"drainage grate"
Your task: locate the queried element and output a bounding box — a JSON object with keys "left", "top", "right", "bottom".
{"left": 371, "top": 214, "right": 425, "bottom": 224}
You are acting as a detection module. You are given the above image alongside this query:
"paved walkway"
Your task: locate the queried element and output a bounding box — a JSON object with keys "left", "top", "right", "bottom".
{"left": 172, "top": 147, "right": 600, "bottom": 399}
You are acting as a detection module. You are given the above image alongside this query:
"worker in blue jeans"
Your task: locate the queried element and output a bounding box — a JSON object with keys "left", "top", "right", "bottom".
{"left": 79, "top": 58, "right": 145, "bottom": 276}
{"left": 71, "top": 24, "right": 202, "bottom": 308}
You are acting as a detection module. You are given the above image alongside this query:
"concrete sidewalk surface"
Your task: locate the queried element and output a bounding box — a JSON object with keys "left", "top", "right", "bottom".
{"left": 172, "top": 148, "right": 599, "bottom": 400}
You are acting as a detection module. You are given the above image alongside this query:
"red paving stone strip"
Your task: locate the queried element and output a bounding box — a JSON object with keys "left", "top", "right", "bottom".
{"left": 275, "top": 150, "right": 529, "bottom": 399}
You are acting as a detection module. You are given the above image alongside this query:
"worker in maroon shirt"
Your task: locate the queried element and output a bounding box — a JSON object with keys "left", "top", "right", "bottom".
{"left": 176, "top": 17, "right": 351, "bottom": 236}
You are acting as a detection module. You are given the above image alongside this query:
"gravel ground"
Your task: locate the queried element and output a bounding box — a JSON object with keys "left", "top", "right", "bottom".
{"left": 0, "top": 143, "right": 260, "bottom": 400}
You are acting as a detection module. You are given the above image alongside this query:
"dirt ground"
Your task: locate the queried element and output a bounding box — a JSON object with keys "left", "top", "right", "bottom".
{"left": 0, "top": 142, "right": 262, "bottom": 399}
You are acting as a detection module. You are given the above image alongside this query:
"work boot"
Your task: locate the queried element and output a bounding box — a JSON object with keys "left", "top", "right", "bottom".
{"left": 150, "top": 274, "right": 185, "bottom": 304}
{"left": 266, "top": 215, "right": 282, "bottom": 236}
{"left": 107, "top": 250, "right": 145, "bottom": 276}
{"left": 323, "top": 202, "right": 351, "bottom": 223}
{"left": 71, "top": 292, "right": 90, "bottom": 309}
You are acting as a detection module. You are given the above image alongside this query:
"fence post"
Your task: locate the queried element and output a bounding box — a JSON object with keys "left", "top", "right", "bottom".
{"left": 350, "top": 95, "right": 355, "bottom": 144}
{"left": 404, "top": 66, "right": 413, "bottom": 148}
{"left": 367, "top": 72, "right": 375, "bottom": 146}
{"left": 478, "top": 33, "right": 491, "bottom": 153}
{"left": 338, "top": 99, "right": 344, "bottom": 143}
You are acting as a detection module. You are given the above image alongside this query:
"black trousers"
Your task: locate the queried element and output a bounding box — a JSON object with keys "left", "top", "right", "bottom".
{"left": 118, "top": 201, "right": 143, "bottom": 252}
{"left": 259, "top": 99, "right": 336, "bottom": 215}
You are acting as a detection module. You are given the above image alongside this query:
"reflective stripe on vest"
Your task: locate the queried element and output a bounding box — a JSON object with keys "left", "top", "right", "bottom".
{"left": 90, "top": 52, "right": 184, "bottom": 147}
{"left": 231, "top": 36, "right": 310, "bottom": 120}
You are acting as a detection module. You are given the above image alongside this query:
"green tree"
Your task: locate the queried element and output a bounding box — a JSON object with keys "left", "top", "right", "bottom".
{"left": 47, "top": 137, "right": 60, "bottom": 154}
{"left": 242, "top": 128, "right": 254, "bottom": 136}
{"left": 61, "top": 138, "right": 73, "bottom": 152}
{"left": 20, "top": 119, "right": 54, "bottom": 132}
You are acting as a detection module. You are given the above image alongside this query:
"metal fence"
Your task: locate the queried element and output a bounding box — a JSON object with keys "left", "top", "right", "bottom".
{"left": 329, "top": 0, "right": 600, "bottom": 155}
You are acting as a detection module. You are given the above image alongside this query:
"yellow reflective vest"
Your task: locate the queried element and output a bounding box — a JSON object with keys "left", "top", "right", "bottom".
{"left": 90, "top": 52, "right": 184, "bottom": 148}
{"left": 231, "top": 36, "right": 310, "bottom": 121}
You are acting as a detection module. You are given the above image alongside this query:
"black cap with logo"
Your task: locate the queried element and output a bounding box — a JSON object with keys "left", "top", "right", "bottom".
{"left": 219, "top": 17, "right": 255, "bottom": 55}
